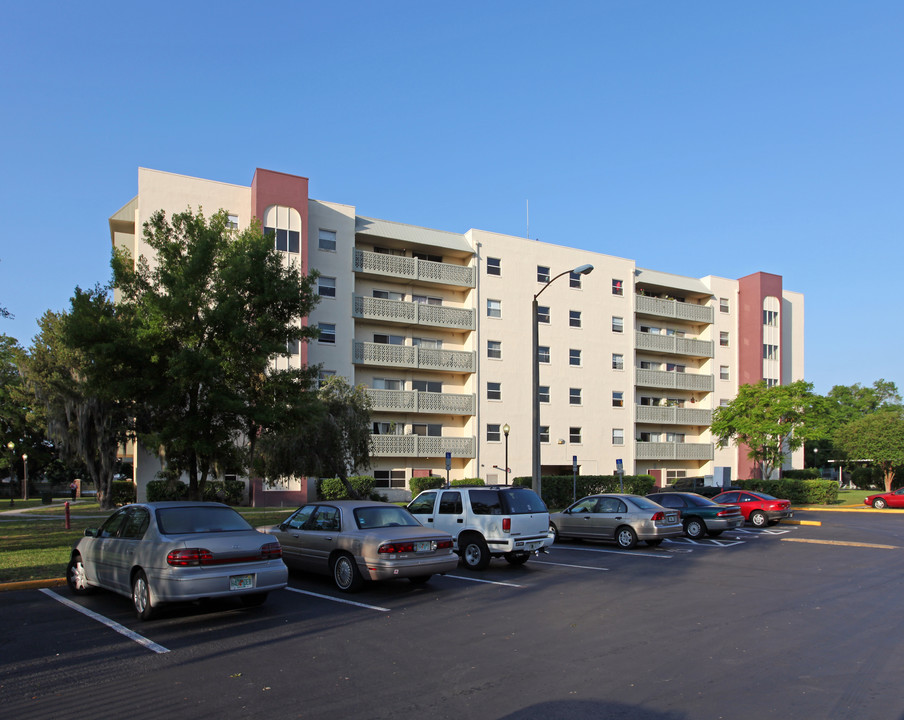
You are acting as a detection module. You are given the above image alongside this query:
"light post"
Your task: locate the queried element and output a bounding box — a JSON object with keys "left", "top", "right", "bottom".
{"left": 6, "top": 441, "right": 13, "bottom": 506}
{"left": 503, "top": 423, "right": 510, "bottom": 485}
{"left": 21, "top": 454, "right": 28, "bottom": 502}
{"left": 532, "top": 263, "right": 593, "bottom": 502}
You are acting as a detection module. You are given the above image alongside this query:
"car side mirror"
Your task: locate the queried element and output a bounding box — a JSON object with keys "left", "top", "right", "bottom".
{"left": 84, "top": 528, "right": 97, "bottom": 537}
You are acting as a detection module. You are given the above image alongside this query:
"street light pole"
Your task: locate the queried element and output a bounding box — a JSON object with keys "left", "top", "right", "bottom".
{"left": 21, "top": 454, "right": 27, "bottom": 502}
{"left": 503, "top": 423, "right": 510, "bottom": 485}
{"left": 6, "top": 441, "right": 13, "bottom": 506}
{"left": 532, "top": 264, "right": 593, "bottom": 502}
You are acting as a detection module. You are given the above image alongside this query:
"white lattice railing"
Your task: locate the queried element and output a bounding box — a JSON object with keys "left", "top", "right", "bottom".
{"left": 353, "top": 296, "right": 475, "bottom": 331}
{"left": 353, "top": 342, "right": 476, "bottom": 373}
{"left": 370, "top": 434, "right": 476, "bottom": 458}
{"left": 635, "top": 369, "right": 714, "bottom": 392}
{"left": 635, "top": 332, "right": 714, "bottom": 358}
{"left": 634, "top": 442, "right": 714, "bottom": 461}
{"left": 353, "top": 248, "right": 475, "bottom": 288}
{"left": 365, "top": 389, "right": 475, "bottom": 415}
{"left": 635, "top": 295, "right": 714, "bottom": 324}
{"left": 634, "top": 405, "right": 713, "bottom": 425}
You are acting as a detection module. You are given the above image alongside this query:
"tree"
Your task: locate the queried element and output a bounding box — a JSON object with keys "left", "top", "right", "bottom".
{"left": 834, "top": 410, "right": 904, "bottom": 492}
{"left": 111, "top": 208, "right": 320, "bottom": 500}
{"left": 711, "top": 380, "right": 825, "bottom": 479}
{"left": 255, "top": 376, "right": 373, "bottom": 498}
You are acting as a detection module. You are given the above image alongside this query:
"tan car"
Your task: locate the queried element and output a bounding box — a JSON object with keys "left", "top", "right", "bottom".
{"left": 549, "top": 494, "right": 683, "bottom": 549}
{"left": 265, "top": 500, "right": 459, "bottom": 592}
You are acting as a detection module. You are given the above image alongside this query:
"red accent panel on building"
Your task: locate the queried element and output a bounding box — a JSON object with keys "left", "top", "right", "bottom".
{"left": 736, "top": 271, "right": 783, "bottom": 478}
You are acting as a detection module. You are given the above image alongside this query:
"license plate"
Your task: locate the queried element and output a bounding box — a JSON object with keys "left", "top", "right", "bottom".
{"left": 230, "top": 574, "right": 253, "bottom": 591}
{"left": 415, "top": 541, "right": 432, "bottom": 552}
{"left": 525, "top": 541, "right": 542, "bottom": 550}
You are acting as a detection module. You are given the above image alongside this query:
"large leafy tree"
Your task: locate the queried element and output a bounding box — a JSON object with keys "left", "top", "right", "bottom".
{"left": 834, "top": 410, "right": 904, "bottom": 492}
{"left": 711, "top": 380, "right": 825, "bottom": 479}
{"left": 111, "top": 208, "right": 320, "bottom": 500}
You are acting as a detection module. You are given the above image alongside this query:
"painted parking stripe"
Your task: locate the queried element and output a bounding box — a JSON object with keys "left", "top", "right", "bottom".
{"left": 549, "top": 546, "right": 673, "bottom": 559}
{"left": 532, "top": 560, "right": 609, "bottom": 572}
{"left": 781, "top": 538, "right": 900, "bottom": 550}
{"left": 285, "top": 586, "right": 390, "bottom": 611}
{"left": 39, "top": 588, "right": 170, "bottom": 654}
{"left": 445, "top": 574, "right": 524, "bottom": 587}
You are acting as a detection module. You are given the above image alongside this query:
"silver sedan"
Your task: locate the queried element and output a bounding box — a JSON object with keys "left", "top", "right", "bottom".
{"left": 266, "top": 500, "right": 459, "bottom": 592}
{"left": 549, "top": 494, "right": 683, "bottom": 549}
{"left": 67, "top": 501, "right": 288, "bottom": 620}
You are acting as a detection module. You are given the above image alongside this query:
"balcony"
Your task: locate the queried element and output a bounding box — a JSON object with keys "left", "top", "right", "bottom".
{"left": 353, "top": 295, "right": 475, "bottom": 331}
{"left": 353, "top": 341, "right": 476, "bottom": 373}
{"left": 635, "top": 295, "right": 714, "bottom": 324}
{"left": 353, "top": 248, "right": 475, "bottom": 288}
{"left": 635, "top": 332, "right": 714, "bottom": 358}
{"left": 635, "top": 405, "right": 713, "bottom": 426}
{"left": 636, "top": 368, "right": 714, "bottom": 393}
{"left": 370, "top": 434, "right": 476, "bottom": 458}
{"left": 635, "top": 442, "right": 714, "bottom": 461}
{"left": 366, "top": 388, "right": 476, "bottom": 415}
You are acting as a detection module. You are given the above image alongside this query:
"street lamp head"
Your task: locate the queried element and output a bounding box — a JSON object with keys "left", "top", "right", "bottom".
{"left": 573, "top": 263, "right": 594, "bottom": 276}
{"left": 6, "top": 442, "right": 13, "bottom": 451}
{"left": 22, "top": 454, "right": 27, "bottom": 461}
{"left": 503, "top": 423, "right": 510, "bottom": 436}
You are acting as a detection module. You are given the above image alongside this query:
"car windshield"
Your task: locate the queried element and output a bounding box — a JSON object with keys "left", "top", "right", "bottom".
{"left": 156, "top": 506, "right": 253, "bottom": 534}
{"left": 687, "top": 494, "right": 716, "bottom": 507}
{"left": 354, "top": 506, "right": 421, "bottom": 529}
{"left": 627, "top": 496, "right": 663, "bottom": 511}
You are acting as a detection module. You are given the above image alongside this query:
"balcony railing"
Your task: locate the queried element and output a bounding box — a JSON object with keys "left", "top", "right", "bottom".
{"left": 635, "top": 295, "right": 714, "bottom": 324}
{"left": 353, "top": 342, "right": 476, "bottom": 373}
{"left": 634, "top": 405, "right": 713, "bottom": 426}
{"left": 353, "top": 296, "right": 475, "bottom": 331}
{"left": 635, "top": 368, "right": 714, "bottom": 392}
{"left": 353, "top": 248, "right": 475, "bottom": 288}
{"left": 370, "top": 434, "right": 476, "bottom": 458}
{"left": 634, "top": 442, "right": 714, "bottom": 461}
{"left": 635, "top": 332, "right": 714, "bottom": 358}
{"left": 366, "top": 388, "right": 476, "bottom": 415}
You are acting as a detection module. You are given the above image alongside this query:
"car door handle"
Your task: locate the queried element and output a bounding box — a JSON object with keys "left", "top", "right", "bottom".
{"left": 615, "top": 516, "right": 623, "bottom": 520}
{"left": 457, "top": 519, "right": 463, "bottom": 523}
{"left": 426, "top": 518, "right": 434, "bottom": 522}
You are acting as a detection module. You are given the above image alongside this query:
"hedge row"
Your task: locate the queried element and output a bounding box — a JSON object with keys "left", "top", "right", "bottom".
{"left": 513, "top": 475, "right": 656, "bottom": 509}
{"left": 735, "top": 478, "right": 839, "bottom": 504}
{"left": 145, "top": 478, "right": 245, "bottom": 505}
{"left": 317, "top": 476, "right": 387, "bottom": 501}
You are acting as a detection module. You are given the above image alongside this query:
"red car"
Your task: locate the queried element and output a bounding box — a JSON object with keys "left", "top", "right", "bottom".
{"left": 710, "top": 490, "right": 792, "bottom": 527}
{"left": 864, "top": 488, "right": 904, "bottom": 509}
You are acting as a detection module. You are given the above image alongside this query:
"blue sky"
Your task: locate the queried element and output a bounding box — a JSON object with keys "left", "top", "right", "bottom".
{"left": 1, "top": 1, "right": 901, "bottom": 396}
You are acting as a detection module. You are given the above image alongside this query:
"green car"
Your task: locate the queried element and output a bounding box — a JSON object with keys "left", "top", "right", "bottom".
{"left": 646, "top": 492, "right": 744, "bottom": 539}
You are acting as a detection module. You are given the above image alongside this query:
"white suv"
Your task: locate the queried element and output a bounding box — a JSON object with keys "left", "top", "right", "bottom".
{"left": 407, "top": 485, "right": 553, "bottom": 570}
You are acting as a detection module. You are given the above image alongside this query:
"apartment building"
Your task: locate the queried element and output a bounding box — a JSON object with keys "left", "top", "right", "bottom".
{"left": 110, "top": 167, "right": 804, "bottom": 504}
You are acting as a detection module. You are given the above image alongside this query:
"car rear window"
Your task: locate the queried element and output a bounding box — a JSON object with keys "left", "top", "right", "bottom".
{"left": 469, "top": 488, "right": 548, "bottom": 515}
{"left": 354, "top": 506, "right": 421, "bottom": 529}
{"left": 156, "top": 506, "right": 253, "bottom": 535}
{"left": 627, "top": 496, "right": 664, "bottom": 512}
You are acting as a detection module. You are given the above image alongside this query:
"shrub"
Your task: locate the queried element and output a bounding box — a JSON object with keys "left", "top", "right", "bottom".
{"left": 783, "top": 469, "right": 820, "bottom": 479}
{"left": 513, "top": 475, "right": 656, "bottom": 509}
{"left": 735, "top": 478, "right": 838, "bottom": 504}
{"left": 111, "top": 480, "right": 137, "bottom": 505}
{"left": 852, "top": 466, "right": 883, "bottom": 490}
{"left": 451, "top": 478, "right": 484, "bottom": 487}
{"left": 146, "top": 479, "right": 189, "bottom": 502}
{"left": 202, "top": 479, "right": 245, "bottom": 505}
{"left": 409, "top": 476, "right": 445, "bottom": 496}
{"left": 319, "top": 476, "right": 378, "bottom": 500}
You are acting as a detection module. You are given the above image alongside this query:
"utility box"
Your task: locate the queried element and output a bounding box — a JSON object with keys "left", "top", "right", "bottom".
{"left": 713, "top": 467, "right": 732, "bottom": 489}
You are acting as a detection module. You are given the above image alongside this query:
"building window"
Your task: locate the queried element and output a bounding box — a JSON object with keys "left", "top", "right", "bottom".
{"left": 666, "top": 432, "right": 685, "bottom": 443}
{"left": 666, "top": 363, "right": 686, "bottom": 373}
{"left": 319, "top": 229, "right": 337, "bottom": 252}
{"left": 539, "top": 385, "right": 550, "bottom": 403}
{"left": 537, "top": 305, "right": 550, "bottom": 323}
{"left": 569, "top": 271, "right": 583, "bottom": 289}
{"left": 487, "top": 424, "right": 502, "bottom": 442}
{"left": 318, "top": 370, "right": 335, "bottom": 388}
{"left": 373, "top": 422, "right": 400, "bottom": 435}
{"left": 569, "top": 427, "right": 582, "bottom": 444}
{"left": 226, "top": 214, "right": 239, "bottom": 229}
{"left": 720, "top": 331, "right": 729, "bottom": 347}
{"left": 487, "top": 257, "right": 501, "bottom": 276}
{"left": 374, "top": 333, "right": 404, "bottom": 345}
{"left": 487, "top": 340, "right": 502, "bottom": 359}
{"left": 487, "top": 382, "right": 501, "bottom": 400}
{"left": 374, "top": 470, "right": 406, "bottom": 489}
{"left": 264, "top": 205, "right": 301, "bottom": 254}
{"left": 569, "top": 349, "right": 581, "bottom": 366}
{"left": 374, "top": 289, "right": 405, "bottom": 301}
{"left": 373, "top": 377, "right": 403, "bottom": 390}
{"left": 537, "top": 265, "right": 550, "bottom": 283}
{"left": 765, "top": 377, "right": 779, "bottom": 388}
{"left": 612, "top": 316, "right": 624, "bottom": 333}
{"left": 538, "top": 346, "right": 550, "bottom": 364}
{"left": 764, "top": 310, "right": 779, "bottom": 326}
{"left": 612, "top": 279, "right": 623, "bottom": 296}
{"left": 318, "top": 276, "right": 336, "bottom": 298}
{"left": 375, "top": 246, "right": 405, "bottom": 256}
{"left": 413, "top": 423, "right": 441, "bottom": 437}
{"left": 720, "top": 365, "right": 730, "bottom": 380}
{"left": 412, "top": 379, "right": 442, "bottom": 392}
{"left": 612, "top": 391, "right": 624, "bottom": 408}
{"left": 612, "top": 353, "right": 624, "bottom": 370}
{"left": 318, "top": 323, "right": 336, "bottom": 344}
{"left": 719, "top": 297, "right": 729, "bottom": 313}
{"left": 569, "top": 310, "right": 581, "bottom": 328}
{"left": 720, "top": 398, "right": 730, "bottom": 407}
{"left": 412, "top": 337, "right": 442, "bottom": 349}
{"left": 763, "top": 344, "right": 778, "bottom": 360}
{"left": 287, "top": 339, "right": 300, "bottom": 355}
{"left": 413, "top": 294, "right": 442, "bottom": 306}
{"left": 570, "top": 387, "right": 582, "bottom": 405}
{"left": 612, "top": 428, "right": 624, "bottom": 445}
{"left": 413, "top": 251, "right": 442, "bottom": 262}
{"left": 540, "top": 426, "right": 550, "bottom": 443}
{"left": 487, "top": 299, "right": 502, "bottom": 318}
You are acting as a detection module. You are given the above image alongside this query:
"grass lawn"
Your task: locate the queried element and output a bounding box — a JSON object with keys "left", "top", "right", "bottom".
{"left": 0, "top": 504, "right": 294, "bottom": 584}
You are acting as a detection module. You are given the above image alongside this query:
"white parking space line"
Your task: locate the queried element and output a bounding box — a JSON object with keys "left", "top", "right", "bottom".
{"left": 444, "top": 575, "right": 524, "bottom": 587}
{"left": 549, "top": 546, "right": 673, "bottom": 559}
{"left": 285, "top": 586, "right": 391, "bottom": 611}
{"left": 39, "top": 589, "right": 170, "bottom": 654}
{"left": 532, "top": 560, "right": 609, "bottom": 571}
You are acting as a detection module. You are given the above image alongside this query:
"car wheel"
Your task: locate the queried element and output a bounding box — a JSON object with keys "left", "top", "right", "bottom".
{"left": 708, "top": 530, "right": 724, "bottom": 538}
{"left": 239, "top": 592, "right": 268, "bottom": 607}
{"left": 645, "top": 539, "right": 663, "bottom": 548}
{"left": 131, "top": 570, "right": 155, "bottom": 621}
{"left": 750, "top": 510, "right": 768, "bottom": 527}
{"left": 684, "top": 518, "right": 706, "bottom": 539}
{"left": 549, "top": 522, "right": 561, "bottom": 542}
{"left": 409, "top": 575, "right": 432, "bottom": 585}
{"left": 66, "top": 554, "right": 93, "bottom": 596}
{"left": 873, "top": 498, "right": 887, "bottom": 509}
{"left": 332, "top": 553, "right": 364, "bottom": 592}
{"left": 461, "top": 535, "right": 491, "bottom": 570}
{"left": 615, "top": 526, "right": 637, "bottom": 550}
{"left": 504, "top": 551, "right": 530, "bottom": 566}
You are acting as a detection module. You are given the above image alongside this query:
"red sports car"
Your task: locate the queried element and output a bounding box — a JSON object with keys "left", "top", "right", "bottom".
{"left": 864, "top": 488, "right": 904, "bottom": 509}
{"left": 710, "top": 490, "right": 792, "bottom": 527}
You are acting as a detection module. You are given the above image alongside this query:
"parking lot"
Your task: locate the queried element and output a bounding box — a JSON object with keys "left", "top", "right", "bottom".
{"left": 2, "top": 509, "right": 903, "bottom": 720}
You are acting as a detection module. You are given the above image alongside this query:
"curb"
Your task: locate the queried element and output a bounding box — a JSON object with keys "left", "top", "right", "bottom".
{"left": 781, "top": 519, "right": 822, "bottom": 526}
{"left": 0, "top": 577, "right": 67, "bottom": 592}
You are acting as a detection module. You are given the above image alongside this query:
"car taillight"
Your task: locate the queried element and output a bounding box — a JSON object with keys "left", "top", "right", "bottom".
{"left": 261, "top": 542, "right": 282, "bottom": 560}
{"left": 502, "top": 518, "right": 511, "bottom": 533}
{"left": 167, "top": 548, "right": 213, "bottom": 567}
{"left": 436, "top": 539, "right": 453, "bottom": 549}
{"left": 651, "top": 512, "right": 665, "bottom": 521}
{"left": 379, "top": 542, "right": 417, "bottom": 554}
{"left": 716, "top": 509, "right": 737, "bottom": 516}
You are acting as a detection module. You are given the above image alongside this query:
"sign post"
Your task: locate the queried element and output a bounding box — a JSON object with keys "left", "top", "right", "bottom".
{"left": 445, "top": 451, "right": 452, "bottom": 487}
{"left": 572, "top": 455, "right": 578, "bottom": 504}
{"left": 616, "top": 458, "right": 624, "bottom": 493}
